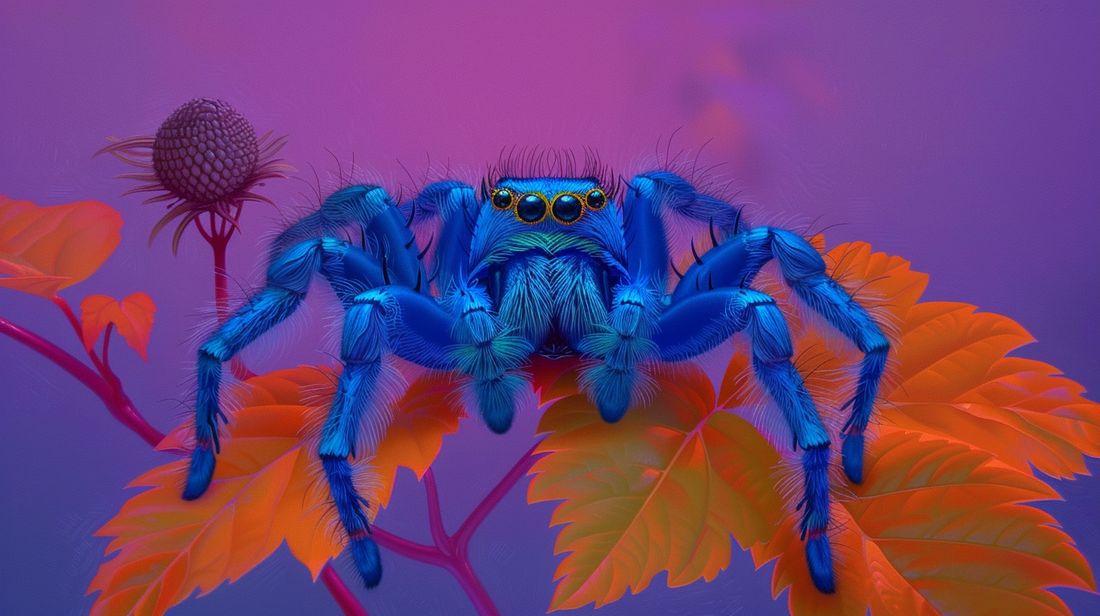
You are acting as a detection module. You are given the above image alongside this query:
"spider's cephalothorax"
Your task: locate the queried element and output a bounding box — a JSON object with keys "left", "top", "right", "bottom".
{"left": 182, "top": 165, "right": 889, "bottom": 595}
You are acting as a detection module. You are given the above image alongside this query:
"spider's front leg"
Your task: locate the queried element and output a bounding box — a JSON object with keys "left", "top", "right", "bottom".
{"left": 184, "top": 183, "right": 445, "bottom": 590}
{"left": 578, "top": 278, "right": 660, "bottom": 422}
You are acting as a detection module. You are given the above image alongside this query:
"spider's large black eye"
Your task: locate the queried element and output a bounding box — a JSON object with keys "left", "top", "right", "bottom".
{"left": 586, "top": 188, "right": 607, "bottom": 210}
{"left": 491, "top": 188, "right": 513, "bottom": 210}
{"left": 552, "top": 194, "right": 583, "bottom": 223}
{"left": 516, "top": 193, "right": 547, "bottom": 223}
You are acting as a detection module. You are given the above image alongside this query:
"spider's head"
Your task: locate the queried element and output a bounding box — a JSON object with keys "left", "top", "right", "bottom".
{"left": 485, "top": 177, "right": 610, "bottom": 226}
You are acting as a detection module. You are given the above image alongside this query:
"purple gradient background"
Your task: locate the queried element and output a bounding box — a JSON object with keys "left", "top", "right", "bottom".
{"left": 2, "top": 2, "right": 1098, "bottom": 615}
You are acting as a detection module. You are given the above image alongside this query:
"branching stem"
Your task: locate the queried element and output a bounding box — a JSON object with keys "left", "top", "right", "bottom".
{"left": 371, "top": 440, "right": 546, "bottom": 616}
{"left": 0, "top": 315, "right": 164, "bottom": 448}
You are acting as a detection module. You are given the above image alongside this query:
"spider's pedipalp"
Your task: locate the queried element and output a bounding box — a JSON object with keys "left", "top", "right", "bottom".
{"left": 578, "top": 279, "right": 660, "bottom": 422}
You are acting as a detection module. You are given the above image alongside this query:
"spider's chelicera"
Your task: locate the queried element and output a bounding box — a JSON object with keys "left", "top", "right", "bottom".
{"left": 182, "top": 161, "right": 889, "bottom": 595}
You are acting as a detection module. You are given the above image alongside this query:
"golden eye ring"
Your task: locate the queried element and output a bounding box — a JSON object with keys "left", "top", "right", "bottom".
{"left": 550, "top": 192, "right": 586, "bottom": 224}
{"left": 584, "top": 187, "right": 607, "bottom": 210}
{"left": 490, "top": 188, "right": 514, "bottom": 210}
{"left": 514, "top": 192, "right": 549, "bottom": 224}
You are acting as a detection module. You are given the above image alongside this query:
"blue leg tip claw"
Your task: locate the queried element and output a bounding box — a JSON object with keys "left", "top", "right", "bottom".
{"left": 182, "top": 444, "right": 216, "bottom": 501}
{"left": 350, "top": 535, "right": 383, "bottom": 589}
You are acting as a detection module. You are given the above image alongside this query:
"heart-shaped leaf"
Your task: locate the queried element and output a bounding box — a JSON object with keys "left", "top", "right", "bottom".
{"left": 80, "top": 293, "right": 157, "bottom": 361}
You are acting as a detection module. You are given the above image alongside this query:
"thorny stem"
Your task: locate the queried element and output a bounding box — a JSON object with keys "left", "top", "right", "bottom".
{"left": 371, "top": 440, "right": 547, "bottom": 616}
{"left": 0, "top": 315, "right": 164, "bottom": 448}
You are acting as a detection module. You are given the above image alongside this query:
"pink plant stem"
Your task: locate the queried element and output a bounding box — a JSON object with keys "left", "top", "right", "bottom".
{"left": 208, "top": 212, "right": 254, "bottom": 381}
{"left": 369, "top": 528, "right": 501, "bottom": 616}
{"left": 52, "top": 296, "right": 107, "bottom": 374}
{"left": 444, "top": 560, "right": 501, "bottom": 616}
{"left": 0, "top": 315, "right": 164, "bottom": 447}
{"left": 423, "top": 469, "right": 454, "bottom": 554}
{"left": 371, "top": 528, "right": 451, "bottom": 569}
{"left": 369, "top": 440, "right": 547, "bottom": 616}
{"left": 319, "top": 564, "right": 370, "bottom": 616}
{"left": 453, "top": 441, "right": 546, "bottom": 558}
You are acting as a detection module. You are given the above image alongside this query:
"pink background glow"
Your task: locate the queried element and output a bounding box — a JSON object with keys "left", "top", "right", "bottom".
{"left": 1, "top": 2, "right": 1098, "bottom": 615}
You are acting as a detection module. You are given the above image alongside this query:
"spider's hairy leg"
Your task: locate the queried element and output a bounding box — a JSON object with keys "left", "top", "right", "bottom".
{"left": 184, "top": 238, "right": 326, "bottom": 501}
{"left": 578, "top": 278, "right": 660, "bottom": 423}
{"left": 621, "top": 174, "right": 673, "bottom": 282}
{"left": 669, "top": 225, "right": 890, "bottom": 484}
{"left": 318, "top": 289, "right": 398, "bottom": 590}
{"left": 275, "top": 184, "right": 427, "bottom": 288}
{"left": 653, "top": 288, "right": 836, "bottom": 594}
{"left": 622, "top": 170, "right": 745, "bottom": 282}
{"left": 320, "top": 285, "right": 458, "bottom": 589}
{"left": 751, "top": 228, "right": 889, "bottom": 484}
{"left": 411, "top": 181, "right": 479, "bottom": 292}
{"left": 445, "top": 279, "right": 532, "bottom": 434}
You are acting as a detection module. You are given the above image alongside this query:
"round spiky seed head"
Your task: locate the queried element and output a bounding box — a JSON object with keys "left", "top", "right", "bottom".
{"left": 152, "top": 98, "right": 258, "bottom": 205}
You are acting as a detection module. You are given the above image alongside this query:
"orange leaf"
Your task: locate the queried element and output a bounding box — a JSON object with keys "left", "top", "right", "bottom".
{"left": 528, "top": 354, "right": 583, "bottom": 402}
{"left": 713, "top": 240, "right": 1100, "bottom": 613}
{"left": 0, "top": 196, "right": 122, "bottom": 298}
{"left": 369, "top": 370, "right": 466, "bottom": 509}
{"left": 816, "top": 245, "right": 1100, "bottom": 481}
{"left": 80, "top": 293, "right": 157, "bottom": 361}
{"left": 883, "top": 302, "right": 1100, "bottom": 478}
{"left": 754, "top": 429, "right": 1095, "bottom": 616}
{"left": 561, "top": 239, "right": 1098, "bottom": 614}
{"left": 723, "top": 242, "right": 1100, "bottom": 479}
{"left": 89, "top": 365, "right": 464, "bottom": 616}
{"left": 528, "top": 364, "right": 785, "bottom": 611}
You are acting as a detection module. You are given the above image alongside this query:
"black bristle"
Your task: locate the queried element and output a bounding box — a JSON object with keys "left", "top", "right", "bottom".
{"left": 417, "top": 235, "right": 434, "bottom": 260}
{"left": 670, "top": 258, "right": 684, "bottom": 280}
